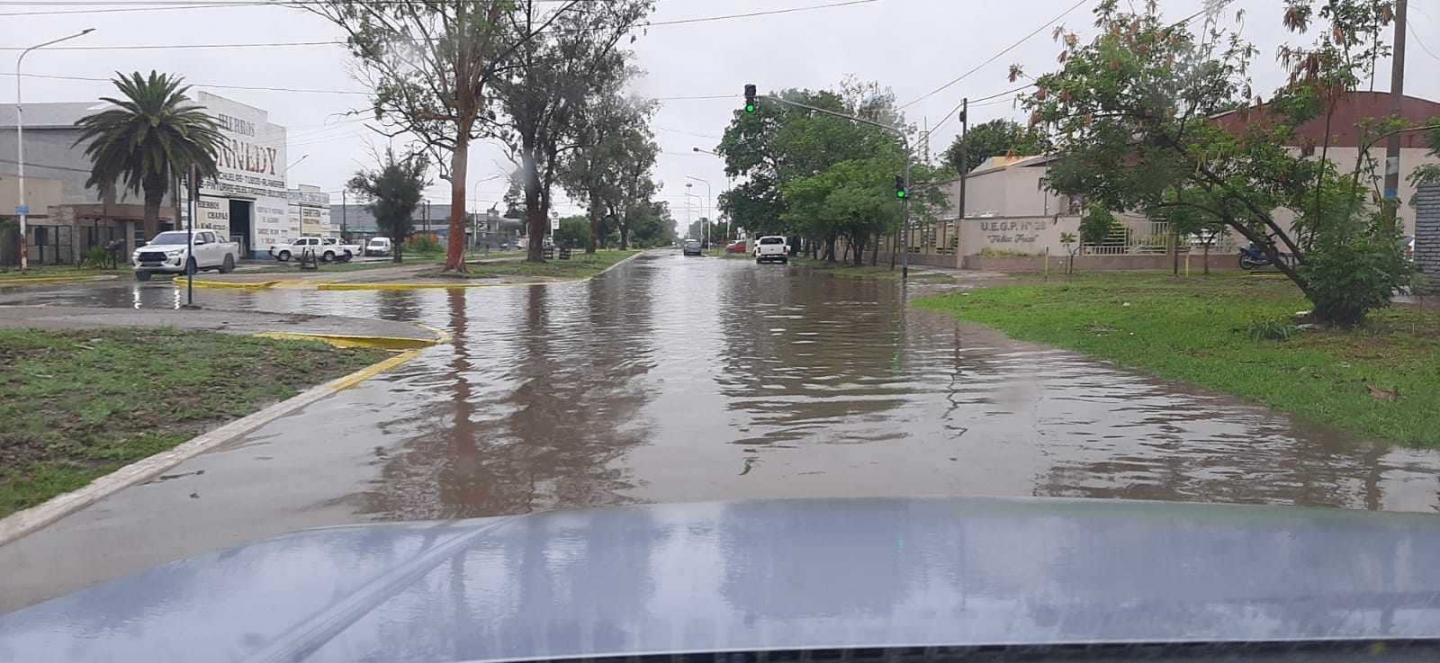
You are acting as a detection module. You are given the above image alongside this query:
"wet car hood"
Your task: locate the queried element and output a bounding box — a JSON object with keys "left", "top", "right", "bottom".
{"left": 3, "top": 497, "right": 1440, "bottom": 662}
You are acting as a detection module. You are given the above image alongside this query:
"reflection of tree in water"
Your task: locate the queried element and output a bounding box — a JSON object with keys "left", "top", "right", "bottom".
{"left": 374, "top": 288, "right": 424, "bottom": 322}
{"left": 365, "top": 268, "right": 659, "bottom": 519}
{"left": 715, "top": 273, "right": 915, "bottom": 443}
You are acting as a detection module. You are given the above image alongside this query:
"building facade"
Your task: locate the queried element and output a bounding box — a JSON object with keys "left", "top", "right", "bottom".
{"left": 178, "top": 92, "right": 290, "bottom": 259}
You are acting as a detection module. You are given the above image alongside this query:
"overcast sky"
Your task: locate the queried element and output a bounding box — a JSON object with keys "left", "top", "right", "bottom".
{"left": 5, "top": 0, "right": 1440, "bottom": 229}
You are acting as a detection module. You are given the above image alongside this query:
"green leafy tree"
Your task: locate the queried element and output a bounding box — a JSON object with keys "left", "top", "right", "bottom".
{"left": 491, "top": 0, "right": 651, "bottom": 264}
{"left": 627, "top": 200, "right": 675, "bottom": 248}
{"left": 555, "top": 214, "right": 590, "bottom": 248}
{"left": 1023, "top": 0, "right": 1408, "bottom": 325}
{"left": 74, "top": 71, "right": 222, "bottom": 240}
{"left": 558, "top": 93, "right": 658, "bottom": 252}
{"left": 942, "top": 119, "right": 1050, "bottom": 174}
{"left": 1407, "top": 118, "right": 1440, "bottom": 187}
{"left": 347, "top": 148, "right": 430, "bottom": 263}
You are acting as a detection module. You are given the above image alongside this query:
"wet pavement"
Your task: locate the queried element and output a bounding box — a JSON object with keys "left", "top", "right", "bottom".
{"left": 5, "top": 251, "right": 1440, "bottom": 611}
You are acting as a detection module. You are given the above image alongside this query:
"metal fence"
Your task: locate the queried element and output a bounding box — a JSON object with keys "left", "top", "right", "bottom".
{"left": 1081, "top": 221, "right": 1238, "bottom": 256}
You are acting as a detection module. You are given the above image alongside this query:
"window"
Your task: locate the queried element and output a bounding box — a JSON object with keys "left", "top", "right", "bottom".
{"left": 759, "top": 237, "right": 784, "bottom": 245}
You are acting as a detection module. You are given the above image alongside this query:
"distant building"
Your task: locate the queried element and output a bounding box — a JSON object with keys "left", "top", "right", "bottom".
{"left": 328, "top": 203, "right": 522, "bottom": 248}
{"left": 287, "top": 185, "right": 332, "bottom": 240}
{"left": 0, "top": 91, "right": 326, "bottom": 264}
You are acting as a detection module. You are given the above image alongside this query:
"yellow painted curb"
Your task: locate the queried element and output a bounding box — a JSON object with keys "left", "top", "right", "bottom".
{"left": 315, "top": 281, "right": 512, "bottom": 290}
{"left": 172, "top": 277, "right": 281, "bottom": 290}
{"left": 253, "top": 331, "right": 439, "bottom": 350}
{"left": 327, "top": 348, "right": 424, "bottom": 390}
{"left": 0, "top": 274, "right": 118, "bottom": 287}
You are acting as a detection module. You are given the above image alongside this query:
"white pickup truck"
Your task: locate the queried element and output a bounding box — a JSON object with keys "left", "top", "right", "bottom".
{"left": 269, "top": 237, "right": 360, "bottom": 263}
{"left": 753, "top": 235, "right": 790, "bottom": 264}
{"left": 132, "top": 230, "right": 240, "bottom": 281}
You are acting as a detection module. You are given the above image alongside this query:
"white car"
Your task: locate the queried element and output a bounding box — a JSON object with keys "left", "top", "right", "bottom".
{"left": 132, "top": 230, "right": 240, "bottom": 281}
{"left": 364, "top": 237, "right": 393, "bottom": 257}
{"left": 754, "top": 236, "right": 789, "bottom": 264}
{"left": 269, "top": 237, "right": 359, "bottom": 263}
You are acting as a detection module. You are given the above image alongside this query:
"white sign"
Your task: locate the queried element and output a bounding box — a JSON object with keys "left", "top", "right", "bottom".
{"left": 180, "top": 92, "right": 288, "bottom": 254}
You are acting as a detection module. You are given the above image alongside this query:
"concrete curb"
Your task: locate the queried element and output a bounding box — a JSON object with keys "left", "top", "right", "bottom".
{"left": 253, "top": 331, "right": 440, "bottom": 350}
{"left": 0, "top": 337, "right": 437, "bottom": 549}
{"left": 0, "top": 275, "right": 119, "bottom": 288}
{"left": 172, "top": 277, "right": 282, "bottom": 290}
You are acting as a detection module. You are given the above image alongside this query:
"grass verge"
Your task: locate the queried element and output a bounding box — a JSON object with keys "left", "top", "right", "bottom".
{"left": 914, "top": 272, "right": 1440, "bottom": 446}
{"left": 0, "top": 329, "right": 388, "bottom": 517}
{"left": 430, "top": 249, "right": 640, "bottom": 280}
{"left": 0, "top": 266, "right": 118, "bottom": 282}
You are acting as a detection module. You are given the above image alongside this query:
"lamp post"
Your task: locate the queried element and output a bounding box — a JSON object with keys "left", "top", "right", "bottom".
{"left": 15, "top": 28, "right": 95, "bottom": 271}
{"left": 685, "top": 175, "right": 712, "bottom": 250}
{"left": 692, "top": 147, "right": 738, "bottom": 243}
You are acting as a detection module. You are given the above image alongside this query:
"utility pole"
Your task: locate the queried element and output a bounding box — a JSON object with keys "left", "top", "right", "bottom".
{"left": 956, "top": 98, "right": 968, "bottom": 267}
{"left": 341, "top": 189, "right": 347, "bottom": 241}
{"left": 1384, "top": 0, "right": 1408, "bottom": 221}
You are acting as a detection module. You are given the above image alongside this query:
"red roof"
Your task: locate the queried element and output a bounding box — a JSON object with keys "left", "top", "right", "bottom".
{"left": 1212, "top": 91, "right": 1440, "bottom": 149}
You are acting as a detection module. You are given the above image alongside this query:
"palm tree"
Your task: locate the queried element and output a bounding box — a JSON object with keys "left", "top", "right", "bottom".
{"left": 74, "top": 71, "right": 223, "bottom": 239}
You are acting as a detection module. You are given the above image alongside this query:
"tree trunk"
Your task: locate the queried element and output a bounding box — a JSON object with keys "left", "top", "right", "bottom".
{"left": 1202, "top": 239, "right": 1211, "bottom": 275}
{"left": 825, "top": 236, "right": 837, "bottom": 263}
{"left": 523, "top": 148, "right": 547, "bottom": 263}
{"left": 586, "top": 192, "right": 601, "bottom": 254}
{"left": 853, "top": 235, "right": 865, "bottom": 266}
{"left": 444, "top": 130, "right": 472, "bottom": 272}
{"left": 142, "top": 174, "right": 165, "bottom": 241}
{"left": 1170, "top": 226, "right": 1179, "bottom": 276}
{"left": 619, "top": 223, "right": 630, "bottom": 250}
{"left": 870, "top": 232, "right": 879, "bottom": 265}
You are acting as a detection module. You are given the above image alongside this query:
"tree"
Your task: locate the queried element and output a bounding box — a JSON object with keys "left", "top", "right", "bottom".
{"left": 347, "top": 148, "right": 429, "bottom": 263}
{"left": 556, "top": 214, "right": 589, "bottom": 248}
{"left": 1022, "top": 0, "right": 1409, "bottom": 325}
{"left": 628, "top": 200, "right": 675, "bottom": 248}
{"left": 491, "top": 0, "right": 651, "bottom": 264}
{"left": 74, "top": 71, "right": 222, "bottom": 240}
{"left": 311, "top": 0, "right": 582, "bottom": 273}
{"left": 942, "top": 119, "right": 1049, "bottom": 174}
{"left": 558, "top": 93, "right": 658, "bottom": 253}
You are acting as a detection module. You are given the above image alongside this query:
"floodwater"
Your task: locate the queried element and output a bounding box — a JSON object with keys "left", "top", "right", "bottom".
{"left": 5, "top": 252, "right": 1440, "bottom": 515}
{"left": 5, "top": 252, "right": 1440, "bottom": 610}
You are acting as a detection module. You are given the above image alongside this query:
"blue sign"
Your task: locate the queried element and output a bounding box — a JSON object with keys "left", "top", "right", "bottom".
{"left": 14, "top": 204, "right": 28, "bottom": 215}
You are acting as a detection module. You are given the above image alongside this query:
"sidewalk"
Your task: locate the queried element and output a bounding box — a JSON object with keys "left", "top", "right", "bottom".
{"left": 0, "top": 305, "right": 442, "bottom": 346}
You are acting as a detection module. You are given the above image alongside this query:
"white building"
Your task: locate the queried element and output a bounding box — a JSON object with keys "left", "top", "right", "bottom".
{"left": 178, "top": 92, "right": 292, "bottom": 258}
{"left": 287, "top": 184, "right": 333, "bottom": 240}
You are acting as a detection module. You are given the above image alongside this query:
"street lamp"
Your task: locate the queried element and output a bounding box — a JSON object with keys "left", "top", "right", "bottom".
{"left": 15, "top": 28, "right": 95, "bottom": 271}
{"left": 685, "top": 175, "right": 712, "bottom": 249}
{"left": 280, "top": 154, "right": 309, "bottom": 177}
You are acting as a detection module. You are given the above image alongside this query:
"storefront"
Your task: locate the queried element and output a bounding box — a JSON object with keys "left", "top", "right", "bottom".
{"left": 179, "top": 92, "right": 289, "bottom": 258}
{"left": 288, "top": 185, "right": 332, "bottom": 240}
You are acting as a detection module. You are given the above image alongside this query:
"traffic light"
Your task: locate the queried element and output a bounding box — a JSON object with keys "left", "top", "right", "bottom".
{"left": 744, "top": 84, "right": 757, "bottom": 113}
{"left": 894, "top": 175, "right": 908, "bottom": 200}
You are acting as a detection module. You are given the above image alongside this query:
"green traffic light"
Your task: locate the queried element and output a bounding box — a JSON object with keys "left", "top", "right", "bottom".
{"left": 896, "top": 190, "right": 907, "bottom": 199}
{"left": 745, "top": 103, "right": 756, "bottom": 113}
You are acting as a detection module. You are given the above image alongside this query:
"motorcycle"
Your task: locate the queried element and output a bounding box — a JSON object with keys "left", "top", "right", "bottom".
{"left": 1238, "top": 245, "right": 1273, "bottom": 270}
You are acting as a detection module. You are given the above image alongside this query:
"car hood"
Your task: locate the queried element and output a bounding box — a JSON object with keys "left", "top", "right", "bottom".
{"left": 3, "top": 497, "right": 1440, "bottom": 662}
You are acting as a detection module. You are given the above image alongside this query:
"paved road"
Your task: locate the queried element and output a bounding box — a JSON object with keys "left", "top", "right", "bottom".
{"left": 5, "top": 251, "right": 1440, "bottom": 612}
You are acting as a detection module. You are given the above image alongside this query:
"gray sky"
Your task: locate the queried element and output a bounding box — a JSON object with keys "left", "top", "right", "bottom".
{"left": 5, "top": 0, "right": 1440, "bottom": 228}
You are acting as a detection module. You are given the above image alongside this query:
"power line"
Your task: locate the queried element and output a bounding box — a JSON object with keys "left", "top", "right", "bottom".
{"left": 898, "top": 0, "right": 1089, "bottom": 110}
{"left": 0, "top": 71, "right": 369, "bottom": 95}
{"left": 0, "top": 40, "right": 343, "bottom": 51}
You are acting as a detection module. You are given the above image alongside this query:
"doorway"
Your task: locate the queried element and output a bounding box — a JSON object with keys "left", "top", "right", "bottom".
{"left": 229, "top": 200, "right": 253, "bottom": 258}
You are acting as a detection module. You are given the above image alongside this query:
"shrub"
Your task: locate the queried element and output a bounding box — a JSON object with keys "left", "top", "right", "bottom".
{"left": 405, "top": 234, "right": 442, "bottom": 256}
{"left": 1241, "top": 318, "right": 1298, "bottom": 342}
{"left": 81, "top": 246, "right": 112, "bottom": 269}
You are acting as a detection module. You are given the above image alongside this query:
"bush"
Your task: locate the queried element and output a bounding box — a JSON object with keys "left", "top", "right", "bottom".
{"left": 1297, "top": 217, "right": 1413, "bottom": 327}
{"left": 978, "top": 247, "right": 1035, "bottom": 258}
{"left": 81, "top": 246, "right": 112, "bottom": 269}
{"left": 405, "top": 234, "right": 442, "bottom": 256}
{"left": 1241, "top": 318, "right": 1298, "bottom": 342}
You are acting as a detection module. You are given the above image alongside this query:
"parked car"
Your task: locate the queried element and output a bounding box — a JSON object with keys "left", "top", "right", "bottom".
{"left": 725, "top": 240, "right": 747, "bottom": 253}
{"left": 683, "top": 239, "right": 703, "bottom": 256}
{"left": 364, "top": 237, "right": 393, "bottom": 257}
{"left": 754, "top": 235, "right": 789, "bottom": 264}
{"left": 132, "top": 230, "right": 239, "bottom": 281}
{"left": 270, "top": 237, "right": 359, "bottom": 263}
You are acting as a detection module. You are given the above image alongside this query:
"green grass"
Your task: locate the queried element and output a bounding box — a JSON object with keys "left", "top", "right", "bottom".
{"left": 914, "top": 272, "right": 1440, "bottom": 446}
{"left": 0, "top": 329, "right": 387, "bottom": 516}
{"left": 0, "top": 266, "right": 118, "bottom": 281}
{"left": 433, "top": 249, "right": 640, "bottom": 279}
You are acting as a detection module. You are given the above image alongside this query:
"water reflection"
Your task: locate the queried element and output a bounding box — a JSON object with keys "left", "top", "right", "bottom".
{"left": 9, "top": 255, "right": 1440, "bottom": 514}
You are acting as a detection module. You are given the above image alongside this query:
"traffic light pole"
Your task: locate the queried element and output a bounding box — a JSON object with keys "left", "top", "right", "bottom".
{"left": 756, "top": 94, "right": 914, "bottom": 279}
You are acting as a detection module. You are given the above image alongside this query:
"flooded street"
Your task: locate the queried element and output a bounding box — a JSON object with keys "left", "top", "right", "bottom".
{"left": 5, "top": 251, "right": 1440, "bottom": 610}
